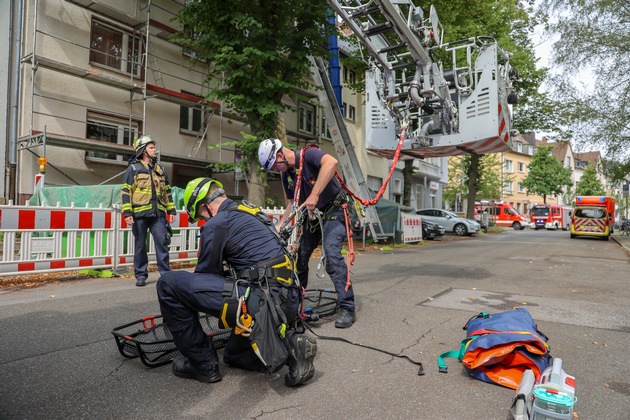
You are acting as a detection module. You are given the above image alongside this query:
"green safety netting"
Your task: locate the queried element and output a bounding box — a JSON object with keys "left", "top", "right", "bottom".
{"left": 29, "top": 185, "right": 186, "bottom": 210}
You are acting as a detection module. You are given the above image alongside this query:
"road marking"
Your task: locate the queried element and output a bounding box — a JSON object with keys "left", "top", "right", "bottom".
{"left": 422, "top": 288, "right": 630, "bottom": 331}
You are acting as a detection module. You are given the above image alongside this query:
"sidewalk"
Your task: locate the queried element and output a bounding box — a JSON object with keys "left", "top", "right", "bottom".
{"left": 611, "top": 230, "right": 630, "bottom": 252}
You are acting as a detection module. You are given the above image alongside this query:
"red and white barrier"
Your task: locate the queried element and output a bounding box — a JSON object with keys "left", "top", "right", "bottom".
{"left": 401, "top": 212, "right": 423, "bottom": 243}
{"left": 0, "top": 202, "right": 287, "bottom": 277}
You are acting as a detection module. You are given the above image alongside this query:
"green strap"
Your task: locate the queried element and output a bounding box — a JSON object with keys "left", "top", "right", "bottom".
{"left": 437, "top": 336, "right": 478, "bottom": 373}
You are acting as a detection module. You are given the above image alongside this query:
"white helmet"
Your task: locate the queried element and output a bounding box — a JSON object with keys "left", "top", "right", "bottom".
{"left": 134, "top": 134, "right": 156, "bottom": 153}
{"left": 258, "top": 138, "right": 283, "bottom": 170}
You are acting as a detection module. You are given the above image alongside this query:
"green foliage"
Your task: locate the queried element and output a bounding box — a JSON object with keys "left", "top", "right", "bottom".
{"left": 174, "top": 0, "right": 332, "bottom": 163}
{"left": 602, "top": 158, "right": 630, "bottom": 186}
{"left": 444, "top": 154, "right": 507, "bottom": 203}
{"left": 431, "top": 0, "right": 559, "bottom": 134}
{"left": 576, "top": 164, "right": 606, "bottom": 196}
{"left": 521, "top": 146, "right": 573, "bottom": 203}
{"left": 538, "top": 0, "right": 630, "bottom": 161}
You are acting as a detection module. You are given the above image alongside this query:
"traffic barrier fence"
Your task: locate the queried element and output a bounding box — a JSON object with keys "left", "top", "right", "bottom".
{"left": 0, "top": 201, "right": 286, "bottom": 277}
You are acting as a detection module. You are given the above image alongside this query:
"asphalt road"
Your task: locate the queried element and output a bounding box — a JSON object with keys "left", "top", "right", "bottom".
{"left": 1, "top": 229, "right": 629, "bottom": 419}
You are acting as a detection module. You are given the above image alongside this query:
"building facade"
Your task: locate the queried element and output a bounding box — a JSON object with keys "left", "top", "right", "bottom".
{"left": 2, "top": 0, "right": 446, "bottom": 211}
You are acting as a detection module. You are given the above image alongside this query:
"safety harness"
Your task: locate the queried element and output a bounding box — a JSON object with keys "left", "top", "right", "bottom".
{"left": 289, "top": 145, "right": 355, "bottom": 291}
{"left": 217, "top": 201, "right": 300, "bottom": 340}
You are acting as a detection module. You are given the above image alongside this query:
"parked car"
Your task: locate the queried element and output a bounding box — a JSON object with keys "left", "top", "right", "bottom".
{"left": 416, "top": 208, "right": 481, "bottom": 236}
{"left": 422, "top": 220, "right": 445, "bottom": 240}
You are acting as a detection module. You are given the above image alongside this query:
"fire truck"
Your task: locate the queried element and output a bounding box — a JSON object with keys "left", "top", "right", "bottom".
{"left": 529, "top": 204, "right": 573, "bottom": 231}
{"left": 570, "top": 196, "right": 616, "bottom": 240}
{"left": 475, "top": 201, "right": 527, "bottom": 230}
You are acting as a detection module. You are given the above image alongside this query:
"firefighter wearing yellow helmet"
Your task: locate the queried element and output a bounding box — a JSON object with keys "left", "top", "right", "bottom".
{"left": 156, "top": 177, "right": 317, "bottom": 386}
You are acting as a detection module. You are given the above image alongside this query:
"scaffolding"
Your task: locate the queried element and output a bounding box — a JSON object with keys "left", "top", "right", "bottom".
{"left": 14, "top": 0, "right": 237, "bottom": 201}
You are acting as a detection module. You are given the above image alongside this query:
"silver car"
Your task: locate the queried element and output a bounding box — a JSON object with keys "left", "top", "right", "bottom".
{"left": 416, "top": 208, "right": 481, "bottom": 236}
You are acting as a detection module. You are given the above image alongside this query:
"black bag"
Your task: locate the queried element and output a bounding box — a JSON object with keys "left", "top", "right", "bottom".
{"left": 249, "top": 288, "right": 289, "bottom": 373}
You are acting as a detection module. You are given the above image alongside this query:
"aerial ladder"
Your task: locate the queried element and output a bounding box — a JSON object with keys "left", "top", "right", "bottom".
{"left": 325, "top": 0, "right": 517, "bottom": 159}
{"left": 310, "top": 56, "right": 390, "bottom": 241}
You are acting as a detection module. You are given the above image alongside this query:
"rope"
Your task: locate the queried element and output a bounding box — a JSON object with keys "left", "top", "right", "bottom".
{"left": 302, "top": 321, "right": 425, "bottom": 376}
{"left": 341, "top": 203, "right": 355, "bottom": 292}
{"left": 335, "top": 123, "right": 408, "bottom": 206}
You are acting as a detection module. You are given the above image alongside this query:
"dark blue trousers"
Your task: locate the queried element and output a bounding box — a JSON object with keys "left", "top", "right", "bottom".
{"left": 132, "top": 213, "right": 170, "bottom": 280}
{"left": 157, "top": 270, "right": 299, "bottom": 372}
{"left": 297, "top": 208, "right": 355, "bottom": 311}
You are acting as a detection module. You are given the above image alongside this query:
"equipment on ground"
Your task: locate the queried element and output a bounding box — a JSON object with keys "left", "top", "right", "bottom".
{"left": 437, "top": 308, "right": 551, "bottom": 390}
{"left": 111, "top": 314, "right": 231, "bottom": 368}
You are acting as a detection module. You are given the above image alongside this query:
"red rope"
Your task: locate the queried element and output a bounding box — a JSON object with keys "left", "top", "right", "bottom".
{"left": 334, "top": 125, "right": 407, "bottom": 206}
{"left": 341, "top": 203, "right": 355, "bottom": 292}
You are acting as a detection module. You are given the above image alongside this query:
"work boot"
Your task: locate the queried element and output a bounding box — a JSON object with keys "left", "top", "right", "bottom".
{"left": 335, "top": 308, "right": 356, "bottom": 328}
{"left": 285, "top": 334, "right": 317, "bottom": 387}
{"left": 171, "top": 356, "right": 222, "bottom": 383}
{"left": 135, "top": 278, "right": 146, "bottom": 287}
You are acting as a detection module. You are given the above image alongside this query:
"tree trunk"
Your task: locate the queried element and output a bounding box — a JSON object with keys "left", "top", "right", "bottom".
{"left": 466, "top": 154, "right": 479, "bottom": 219}
{"left": 247, "top": 160, "right": 266, "bottom": 207}
{"left": 402, "top": 160, "right": 414, "bottom": 207}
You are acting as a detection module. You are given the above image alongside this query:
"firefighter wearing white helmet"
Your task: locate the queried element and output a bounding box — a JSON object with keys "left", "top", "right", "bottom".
{"left": 121, "top": 134, "right": 176, "bottom": 286}
{"left": 257, "top": 138, "right": 356, "bottom": 328}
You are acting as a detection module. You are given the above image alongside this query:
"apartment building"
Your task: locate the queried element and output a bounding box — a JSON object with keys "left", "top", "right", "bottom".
{"left": 2, "top": 0, "right": 447, "bottom": 209}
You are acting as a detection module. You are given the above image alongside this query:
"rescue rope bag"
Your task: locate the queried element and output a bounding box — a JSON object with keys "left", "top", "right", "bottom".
{"left": 437, "top": 308, "right": 551, "bottom": 389}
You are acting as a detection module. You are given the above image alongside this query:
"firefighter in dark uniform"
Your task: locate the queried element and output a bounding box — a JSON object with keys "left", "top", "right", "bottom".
{"left": 121, "top": 135, "right": 176, "bottom": 287}
{"left": 258, "top": 138, "right": 356, "bottom": 328}
{"left": 156, "top": 177, "right": 317, "bottom": 385}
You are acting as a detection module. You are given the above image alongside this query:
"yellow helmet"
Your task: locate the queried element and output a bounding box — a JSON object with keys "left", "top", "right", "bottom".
{"left": 184, "top": 177, "right": 225, "bottom": 222}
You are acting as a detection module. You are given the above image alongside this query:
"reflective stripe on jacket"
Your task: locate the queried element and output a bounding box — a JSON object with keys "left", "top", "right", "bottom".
{"left": 121, "top": 161, "right": 176, "bottom": 219}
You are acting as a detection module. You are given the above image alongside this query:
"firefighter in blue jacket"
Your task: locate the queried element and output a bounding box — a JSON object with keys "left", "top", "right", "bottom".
{"left": 156, "top": 177, "right": 317, "bottom": 386}
{"left": 258, "top": 138, "right": 356, "bottom": 328}
{"left": 121, "top": 135, "right": 176, "bottom": 287}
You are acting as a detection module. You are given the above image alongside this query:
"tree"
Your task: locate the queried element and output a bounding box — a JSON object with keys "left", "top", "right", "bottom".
{"left": 174, "top": 1, "right": 331, "bottom": 205}
{"left": 576, "top": 165, "right": 606, "bottom": 196}
{"left": 538, "top": 0, "right": 630, "bottom": 160}
{"left": 521, "top": 146, "right": 572, "bottom": 203}
{"left": 443, "top": 154, "right": 507, "bottom": 217}
{"left": 426, "top": 0, "right": 556, "bottom": 210}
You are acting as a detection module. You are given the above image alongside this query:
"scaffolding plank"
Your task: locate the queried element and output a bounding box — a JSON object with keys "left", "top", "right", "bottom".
{"left": 23, "top": 54, "right": 143, "bottom": 92}
{"left": 65, "top": 0, "right": 144, "bottom": 27}
{"left": 21, "top": 132, "right": 215, "bottom": 169}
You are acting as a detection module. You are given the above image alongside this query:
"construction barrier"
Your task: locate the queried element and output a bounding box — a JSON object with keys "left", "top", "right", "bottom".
{"left": 401, "top": 213, "right": 423, "bottom": 243}
{"left": 0, "top": 202, "right": 286, "bottom": 278}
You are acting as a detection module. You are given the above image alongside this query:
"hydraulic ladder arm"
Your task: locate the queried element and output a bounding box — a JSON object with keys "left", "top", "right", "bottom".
{"left": 326, "top": 0, "right": 517, "bottom": 159}
{"left": 310, "top": 56, "right": 390, "bottom": 241}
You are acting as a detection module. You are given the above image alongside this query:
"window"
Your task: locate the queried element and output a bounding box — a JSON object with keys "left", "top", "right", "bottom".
{"left": 90, "top": 19, "right": 143, "bottom": 77}
{"left": 321, "top": 115, "right": 331, "bottom": 138}
{"left": 505, "top": 159, "right": 514, "bottom": 173}
{"left": 566, "top": 156, "right": 572, "bottom": 167}
{"left": 348, "top": 70, "right": 357, "bottom": 84}
{"left": 416, "top": 185, "right": 425, "bottom": 209}
{"left": 367, "top": 175, "right": 383, "bottom": 195}
{"left": 179, "top": 92, "right": 204, "bottom": 134}
{"left": 528, "top": 145, "right": 534, "bottom": 155}
{"left": 516, "top": 142, "right": 523, "bottom": 153}
{"left": 517, "top": 162, "right": 524, "bottom": 172}
{"left": 86, "top": 112, "right": 138, "bottom": 162}
{"left": 298, "top": 102, "right": 316, "bottom": 135}
{"left": 518, "top": 182, "right": 525, "bottom": 192}
{"left": 348, "top": 105, "right": 356, "bottom": 122}
{"left": 342, "top": 102, "right": 348, "bottom": 118}
{"left": 429, "top": 187, "right": 437, "bottom": 208}
{"left": 504, "top": 181, "right": 513, "bottom": 194}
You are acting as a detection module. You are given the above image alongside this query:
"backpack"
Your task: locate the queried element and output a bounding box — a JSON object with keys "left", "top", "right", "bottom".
{"left": 438, "top": 308, "right": 552, "bottom": 389}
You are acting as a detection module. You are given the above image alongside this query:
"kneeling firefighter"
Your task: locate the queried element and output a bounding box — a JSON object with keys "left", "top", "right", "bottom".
{"left": 156, "top": 177, "right": 317, "bottom": 386}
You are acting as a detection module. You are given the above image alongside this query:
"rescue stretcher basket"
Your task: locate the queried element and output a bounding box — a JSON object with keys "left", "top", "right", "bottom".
{"left": 302, "top": 288, "right": 338, "bottom": 322}
{"left": 112, "top": 314, "right": 231, "bottom": 367}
